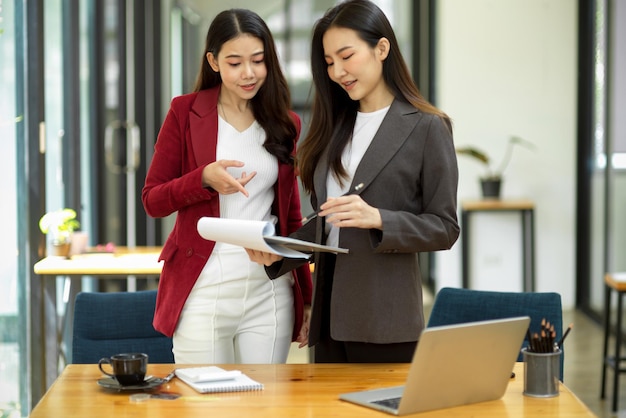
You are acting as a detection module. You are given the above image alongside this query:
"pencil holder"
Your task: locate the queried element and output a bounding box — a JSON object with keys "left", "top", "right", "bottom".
{"left": 521, "top": 347, "right": 561, "bottom": 397}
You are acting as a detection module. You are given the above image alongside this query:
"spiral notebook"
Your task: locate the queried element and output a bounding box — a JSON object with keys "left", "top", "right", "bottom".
{"left": 175, "top": 366, "right": 264, "bottom": 393}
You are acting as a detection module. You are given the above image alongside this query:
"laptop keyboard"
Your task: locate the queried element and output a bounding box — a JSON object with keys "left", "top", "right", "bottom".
{"left": 373, "top": 396, "right": 401, "bottom": 410}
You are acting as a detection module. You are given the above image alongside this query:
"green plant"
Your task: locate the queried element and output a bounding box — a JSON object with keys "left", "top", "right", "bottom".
{"left": 456, "top": 135, "right": 535, "bottom": 180}
{"left": 39, "top": 208, "right": 80, "bottom": 243}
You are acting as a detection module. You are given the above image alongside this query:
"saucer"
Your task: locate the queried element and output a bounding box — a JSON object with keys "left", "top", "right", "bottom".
{"left": 97, "top": 376, "right": 165, "bottom": 392}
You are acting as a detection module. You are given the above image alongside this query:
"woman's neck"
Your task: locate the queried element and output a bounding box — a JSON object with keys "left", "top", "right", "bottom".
{"left": 218, "top": 92, "right": 255, "bottom": 132}
{"left": 358, "top": 85, "right": 394, "bottom": 113}
{"left": 218, "top": 92, "right": 250, "bottom": 113}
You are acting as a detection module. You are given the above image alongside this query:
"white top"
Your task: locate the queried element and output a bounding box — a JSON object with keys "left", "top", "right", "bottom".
{"left": 326, "top": 105, "right": 390, "bottom": 247}
{"left": 216, "top": 116, "right": 278, "bottom": 225}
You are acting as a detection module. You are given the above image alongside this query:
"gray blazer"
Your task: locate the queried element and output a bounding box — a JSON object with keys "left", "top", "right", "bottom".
{"left": 292, "top": 99, "right": 460, "bottom": 345}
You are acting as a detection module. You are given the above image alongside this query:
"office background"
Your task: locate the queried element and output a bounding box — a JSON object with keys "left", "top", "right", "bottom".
{"left": 1, "top": 0, "right": 624, "bottom": 416}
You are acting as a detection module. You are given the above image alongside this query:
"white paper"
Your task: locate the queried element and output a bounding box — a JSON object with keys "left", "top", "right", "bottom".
{"left": 196, "top": 217, "right": 348, "bottom": 259}
{"left": 175, "top": 366, "right": 264, "bottom": 393}
{"left": 176, "top": 366, "right": 241, "bottom": 383}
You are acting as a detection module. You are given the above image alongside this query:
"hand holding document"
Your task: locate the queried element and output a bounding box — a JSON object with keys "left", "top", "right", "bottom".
{"left": 197, "top": 217, "right": 348, "bottom": 259}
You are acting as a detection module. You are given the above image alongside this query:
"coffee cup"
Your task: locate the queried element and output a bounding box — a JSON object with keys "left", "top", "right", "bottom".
{"left": 98, "top": 353, "right": 148, "bottom": 386}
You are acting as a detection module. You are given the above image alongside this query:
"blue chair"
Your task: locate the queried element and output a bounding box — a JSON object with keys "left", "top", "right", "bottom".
{"left": 427, "top": 287, "right": 564, "bottom": 380}
{"left": 72, "top": 290, "right": 174, "bottom": 364}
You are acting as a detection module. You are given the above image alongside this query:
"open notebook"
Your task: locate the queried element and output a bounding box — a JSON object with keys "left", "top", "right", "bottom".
{"left": 339, "top": 316, "right": 530, "bottom": 415}
{"left": 175, "top": 366, "right": 263, "bottom": 393}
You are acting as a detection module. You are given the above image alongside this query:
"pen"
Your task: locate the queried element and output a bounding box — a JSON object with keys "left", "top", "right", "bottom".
{"left": 556, "top": 323, "right": 573, "bottom": 349}
{"left": 162, "top": 370, "right": 177, "bottom": 383}
{"left": 302, "top": 182, "right": 365, "bottom": 223}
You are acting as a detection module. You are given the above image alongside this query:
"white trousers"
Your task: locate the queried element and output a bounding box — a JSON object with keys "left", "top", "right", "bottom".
{"left": 173, "top": 244, "right": 294, "bottom": 364}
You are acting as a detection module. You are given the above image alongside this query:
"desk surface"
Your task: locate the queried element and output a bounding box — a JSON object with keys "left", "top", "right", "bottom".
{"left": 462, "top": 199, "right": 535, "bottom": 211}
{"left": 33, "top": 246, "right": 163, "bottom": 276}
{"left": 30, "top": 363, "right": 594, "bottom": 418}
{"left": 605, "top": 272, "right": 626, "bottom": 292}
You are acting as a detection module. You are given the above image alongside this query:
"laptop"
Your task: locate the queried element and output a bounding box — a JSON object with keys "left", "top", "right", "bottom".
{"left": 339, "top": 316, "right": 530, "bottom": 415}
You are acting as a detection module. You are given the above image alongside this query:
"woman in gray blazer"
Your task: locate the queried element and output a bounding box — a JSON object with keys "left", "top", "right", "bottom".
{"left": 251, "top": 0, "right": 460, "bottom": 363}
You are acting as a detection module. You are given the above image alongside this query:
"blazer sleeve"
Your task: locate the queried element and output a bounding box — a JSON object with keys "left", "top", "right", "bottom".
{"left": 142, "top": 96, "right": 217, "bottom": 218}
{"left": 269, "top": 111, "right": 312, "bottom": 305}
{"left": 375, "top": 115, "right": 460, "bottom": 252}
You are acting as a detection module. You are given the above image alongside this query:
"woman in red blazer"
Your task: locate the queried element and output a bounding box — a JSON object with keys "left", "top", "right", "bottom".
{"left": 142, "top": 9, "right": 311, "bottom": 364}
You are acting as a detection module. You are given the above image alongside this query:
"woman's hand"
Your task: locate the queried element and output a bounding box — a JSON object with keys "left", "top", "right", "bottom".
{"left": 318, "top": 194, "right": 382, "bottom": 230}
{"left": 245, "top": 249, "right": 283, "bottom": 266}
{"left": 202, "top": 160, "right": 256, "bottom": 197}
{"left": 296, "top": 305, "right": 311, "bottom": 348}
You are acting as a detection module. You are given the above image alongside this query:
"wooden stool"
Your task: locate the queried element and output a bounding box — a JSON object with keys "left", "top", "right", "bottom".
{"left": 601, "top": 272, "right": 626, "bottom": 411}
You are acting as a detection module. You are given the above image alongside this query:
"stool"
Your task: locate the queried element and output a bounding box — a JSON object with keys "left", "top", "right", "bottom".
{"left": 601, "top": 272, "right": 626, "bottom": 411}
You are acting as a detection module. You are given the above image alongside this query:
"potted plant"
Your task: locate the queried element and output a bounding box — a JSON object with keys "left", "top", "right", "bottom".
{"left": 456, "top": 135, "right": 535, "bottom": 199}
{"left": 39, "top": 208, "right": 81, "bottom": 257}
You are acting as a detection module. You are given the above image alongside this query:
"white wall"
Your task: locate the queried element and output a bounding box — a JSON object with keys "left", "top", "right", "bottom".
{"left": 434, "top": 0, "right": 578, "bottom": 308}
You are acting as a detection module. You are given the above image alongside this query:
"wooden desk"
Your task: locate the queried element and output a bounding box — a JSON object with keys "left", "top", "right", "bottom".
{"left": 33, "top": 246, "right": 163, "bottom": 276}
{"left": 32, "top": 247, "right": 163, "bottom": 392}
{"left": 461, "top": 199, "right": 535, "bottom": 291}
{"left": 29, "top": 363, "right": 594, "bottom": 417}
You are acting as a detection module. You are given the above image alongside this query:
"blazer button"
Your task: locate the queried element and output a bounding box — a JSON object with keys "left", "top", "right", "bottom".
{"left": 186, "top": 248, "right": 193, "bottom": 257}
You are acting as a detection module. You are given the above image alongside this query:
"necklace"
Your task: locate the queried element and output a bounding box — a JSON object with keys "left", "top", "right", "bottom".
{"left": 219, "top": 101, "right": 228, "bottom": 124}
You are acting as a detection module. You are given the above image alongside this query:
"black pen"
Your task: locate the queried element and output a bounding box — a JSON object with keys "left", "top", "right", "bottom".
{"left": 556, "top": 323, "right": 573, "bottom": 349}
{"left": 302, "top": 182, "right": 365, "bottom": 223}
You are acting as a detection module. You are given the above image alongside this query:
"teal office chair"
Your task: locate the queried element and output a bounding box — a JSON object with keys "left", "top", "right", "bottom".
{"left": 72, "top": 290, "right": 174, "bottom": 364}
{"left": 427, "top": 287, "right": 564, "bottom": 380}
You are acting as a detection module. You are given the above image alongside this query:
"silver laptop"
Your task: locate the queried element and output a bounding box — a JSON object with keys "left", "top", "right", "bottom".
{"left": 339, "top": 316, "right": 530, "bottom": 415}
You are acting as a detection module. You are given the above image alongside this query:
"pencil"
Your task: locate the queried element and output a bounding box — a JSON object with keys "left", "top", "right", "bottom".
{"left": 556, "top": 323, "right": 573, "bottom": 349}
{"left": 302, "top": 182, "right": 365, "bottom": 223}
{"left": 540, "top": 329, "right": 548, "bottom": 353}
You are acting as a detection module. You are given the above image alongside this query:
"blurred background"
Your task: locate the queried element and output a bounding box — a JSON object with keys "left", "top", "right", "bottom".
{"left": 1, "top": 0, "right": 624, "bottom": 416}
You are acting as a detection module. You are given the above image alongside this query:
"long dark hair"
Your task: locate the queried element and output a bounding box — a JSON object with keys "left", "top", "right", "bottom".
{"left": 297, "top": 0, "right": 450, "bottom": 192}
{"left": 193, "top": 9, "right": 296, "bottom": 165}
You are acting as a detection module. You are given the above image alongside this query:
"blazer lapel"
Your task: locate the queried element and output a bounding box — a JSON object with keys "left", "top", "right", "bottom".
{"left": 352, "top": 99, "right": 422, "bottom": 193}
{"left": 313, "top": 149, "right": 330, "bottom": 208}
{"left": 189, "top": 88, "right": 220, "bottom": 168}
{"left": 313, "top": 100, "right": 421, "bottom": 199}
{"left": 312, "top": 148, "right": 330, "bottom": 245}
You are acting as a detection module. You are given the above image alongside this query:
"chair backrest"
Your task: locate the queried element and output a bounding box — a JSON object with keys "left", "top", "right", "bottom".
{"left": 72, "top": 290, "right": 174, "bottom": 364}
{"left": 427, "top": 287, "right": 563, "bottom": 380}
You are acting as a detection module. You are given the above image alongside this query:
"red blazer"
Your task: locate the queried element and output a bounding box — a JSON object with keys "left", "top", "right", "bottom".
{"left": 142, "top": 86, "right": 312, "bottom": 338}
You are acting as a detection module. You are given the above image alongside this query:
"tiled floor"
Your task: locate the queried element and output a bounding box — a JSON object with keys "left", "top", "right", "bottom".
{"left": 560, "top": 308, "right": 621, "bottom": 418}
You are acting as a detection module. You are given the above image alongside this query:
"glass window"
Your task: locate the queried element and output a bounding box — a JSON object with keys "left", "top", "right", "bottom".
{"left": 0, "top": 0, "right": 20, "bottom": 416}
{"left": 588, "top": 0, "right": 626, "bottom": 316}
{"left": 43, "top": 0, "right": 64, "bottom": 239}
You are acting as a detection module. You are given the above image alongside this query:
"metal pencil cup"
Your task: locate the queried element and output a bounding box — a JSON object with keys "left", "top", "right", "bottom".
{"left": 522, "top": 347, "right": 561, "bottom": 397}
